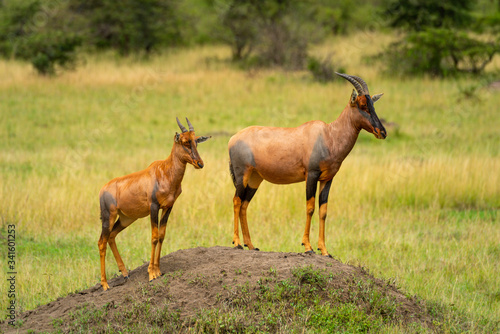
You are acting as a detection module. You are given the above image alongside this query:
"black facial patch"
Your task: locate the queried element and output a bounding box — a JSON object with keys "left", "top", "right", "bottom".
{"left": 356, "top": 99, "right": 371, "bottom": 120}
{"left": 365, "top": 95, "right": 375, "bottom": 114}
{"left": 361, "top": 95, "right": 386, "bottom": 132}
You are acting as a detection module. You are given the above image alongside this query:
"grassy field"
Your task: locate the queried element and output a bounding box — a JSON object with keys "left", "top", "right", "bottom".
{"left": 1, "top": 32, "right": 499, "bottom": 330}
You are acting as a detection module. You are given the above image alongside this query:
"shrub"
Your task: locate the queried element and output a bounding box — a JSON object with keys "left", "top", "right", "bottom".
{"left": 68, "top": 0, "right": 183, "bottom": 56}
{"left": 212, "top": 0, "right": 334, "bottom": 70}
{"left": 0, "top": 1, "right": 82, "bottom": 75}
{"left": 20, "top": 32, "right": 82, "bottom": 75}
{"left": 378, "top": 28, "right": 498, "bottom": 77}
{"left": 307, "top": 53, "right": 345, "bottom": 83}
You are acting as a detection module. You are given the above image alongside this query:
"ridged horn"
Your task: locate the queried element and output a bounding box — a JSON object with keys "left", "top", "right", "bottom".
{"left": 186, "top": 117, "right": 194, "bottom": 132}
{"left": 350, "top": 75, "right": 370, "bottom": 95}
{"left": 176, "top": 117, "right": 188, "bottom": 133}
{"left": 335, "top": 72, "right": 365, "bottom": 95}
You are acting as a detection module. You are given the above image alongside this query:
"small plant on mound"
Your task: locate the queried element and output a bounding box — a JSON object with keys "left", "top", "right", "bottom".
{"left": 53, "top": 264, "right": 489, "bottom": 333}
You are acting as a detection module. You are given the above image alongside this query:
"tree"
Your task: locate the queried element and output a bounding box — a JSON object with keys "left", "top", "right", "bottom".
{"left": 0, "top": 0, "right": 81, "bottom": 75}
{"left": 384, "top": 0, "right": 473, "bottom": 31}
{"left": 210, "top": 0, "right": 335, "bottom": 69}
{"left": 69, "top": 0, "right": 183, "bottom": 55}
{"left": 377, "top": 0, "right": 499, "bottom": 77}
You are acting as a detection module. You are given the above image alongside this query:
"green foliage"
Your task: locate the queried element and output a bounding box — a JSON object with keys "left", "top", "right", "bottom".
{"left": 378, "top": 0, "right": 499, "bottom": 77}
{"left": 307, "top": 53, "right": 346, "bottom": 83}
{"left": 19, "top": 32, "right": 82, "bottom": 75}
{"left": 384, "top": 0, "right": 474, "bottom": 31}
{"left": 0, "top": 0, "right": 40, "bottom": 55}
{"left": 68, "top": 0, "right": 183, "bottom": 55}
{"left": 377, "top": 28, "right": 499, "bottom": 77}
{"left": 211, "top": 0, "right": 345, "bottom": 69}
{"left": 0, "top": 0, "right": 81, "bottom": 75}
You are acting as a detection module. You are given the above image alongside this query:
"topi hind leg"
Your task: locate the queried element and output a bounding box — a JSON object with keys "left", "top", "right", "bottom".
{"left": 317, "top": 180, "right": 333, "bottom": 257}
{"left": 98, "top": 203, "right": 118, "bottom": 291}
{"left": 152, "top": 207, "right": 172, "bottom": 278}
{"left": 239, "top": 172, "right": 263, "bottom": 251}
{"left": 230, "top": 164, "right": 253, "bottom": 250}
{"left": 302, "top": 171, "right": 320, "bottom": 254}
{"left": 148, "top": 202, "right": 161, "bottom": 281}
{"left": 108, "top": 216, "right": 135, "bottom": 279}
{"left": 98, "top": 231, "right": 110, "bottom": 291}
{"left": 233, "top": 194, "right": 243, "bottom": 249}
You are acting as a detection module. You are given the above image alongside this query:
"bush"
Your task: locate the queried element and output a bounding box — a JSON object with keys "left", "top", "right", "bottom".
{"left": 307, "top": 53, "right": 345, "bottom": 83}
{"left": 377, "top": 28, "right": 498, "bottom": 77}
{"left": 68, "top": 0, "right": 183, "bottom": 55}
{"left": 22, "top": 32, "right": 82, "bottom": 75}
{"left": 0, "top": 0, "right": 82, "bottom": 75}
{"left": 212, "top": 0, "right": 335, "bottom": 70}
{"left": 383, "top": 0, "right": 473, "bottom": 31}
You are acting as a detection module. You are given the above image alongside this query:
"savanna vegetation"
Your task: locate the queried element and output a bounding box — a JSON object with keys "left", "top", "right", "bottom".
{"left": 0, "top": 0, "right": 499, "bottom": 332}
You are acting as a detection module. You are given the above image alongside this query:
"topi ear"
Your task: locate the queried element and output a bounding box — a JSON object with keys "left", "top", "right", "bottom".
{"left": 371, "top": 93, "right": 384, "bottom": 103}
{"left": 174, "top": 132, "right": 181, "bottom": 142}
{"left": 350, "top": 89, "right": 358, "bottom": 105}
{"left": 196, "top": 135, "right": 211, "bottom": 144}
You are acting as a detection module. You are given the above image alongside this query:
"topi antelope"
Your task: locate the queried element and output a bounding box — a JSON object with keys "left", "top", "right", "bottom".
{"left": 229, "top": 73, "right": 387, "bottom": 257}
{"left": 98, "top": 117, "right": 211, "bottom": 290}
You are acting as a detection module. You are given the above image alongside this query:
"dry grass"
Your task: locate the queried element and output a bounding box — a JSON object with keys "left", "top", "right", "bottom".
{"left": 0, "top": 32, "right": 499, "bottom": 327}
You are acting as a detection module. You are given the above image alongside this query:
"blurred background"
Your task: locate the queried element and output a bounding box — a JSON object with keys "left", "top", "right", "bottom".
{"left": 0, "top": 0, "right": 499, "bottom": 331}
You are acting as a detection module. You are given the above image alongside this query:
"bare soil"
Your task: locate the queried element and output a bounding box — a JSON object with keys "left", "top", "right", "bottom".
{"left": 1, "top": 246, "right": 435, "bottom": 333}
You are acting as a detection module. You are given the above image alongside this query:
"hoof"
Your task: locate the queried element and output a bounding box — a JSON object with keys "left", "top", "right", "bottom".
{"left": 234, "top": 244, "right": 244, "bottom": 250}
{"left": 325, "top": 254, "right": 333, "bottom": 258}
{"left": 124, "top": 276, "right": 129, "bottom": 280}
{"left": 305, "top": 250, "right": 315, "bottom": 255}
{"left": 253, "top": 248, "right": 260, "bottom": 251}
{"left": 301, "top": 243, "right": 304, "bottom": 246}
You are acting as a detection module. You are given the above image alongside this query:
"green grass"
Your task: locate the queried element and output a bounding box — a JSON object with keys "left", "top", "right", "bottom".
{"left": 51, "top": 266, "right": 491, "bottom": 333}
{"left": 0, "top": 32, "right": 499, "bottom": 329}
{"left": 53, "top": 266, "right": 422, "bottom": 333}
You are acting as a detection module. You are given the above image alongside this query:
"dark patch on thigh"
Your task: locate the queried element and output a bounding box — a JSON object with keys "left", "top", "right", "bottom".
{"left": 100, "top": 191, "right": 117, "bottom": 215}
{"left": 151, "top": 182, "right": 160, "bottom": 207}
{"left": 100, "top": 191, "right": 117, "bottom": 228}
{"left": 229, "top": 140, "right": 256, "bottom": 189}
{"left": 150, "top": 182, "right": 161, "bottom": 224}
{"left": 308, "top": 135, "right": 329, "bottom": 171}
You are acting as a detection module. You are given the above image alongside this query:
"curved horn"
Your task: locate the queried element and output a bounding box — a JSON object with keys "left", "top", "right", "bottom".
{"left": 350, "top": 75, "right": 370, "bottom": 95}
{"left": 335, "top": 72, "right": 365, "bottom": 95}
{"left": 176, "top": 117, "right": 188, "bottom": 133}
{"left": 186, "top": 117, "right": 194, "bottom": 132}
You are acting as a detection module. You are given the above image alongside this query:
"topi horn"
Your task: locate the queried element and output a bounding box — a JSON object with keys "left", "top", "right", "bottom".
{"left": 176, "top": 117, "right": 188, "bottom": 133}
{"left": 350, "top": 75, "right": 370, "bottom": 95}
{"left": 335, "top": 72, "right": 365, "bottom": 95}
{"left": 186, "top": 117, "right": 194, "bottom": 132}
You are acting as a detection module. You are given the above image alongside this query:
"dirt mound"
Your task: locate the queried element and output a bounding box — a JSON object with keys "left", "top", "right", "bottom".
{"left": 2, "top": 246, "right": 434, "bottom": 333}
